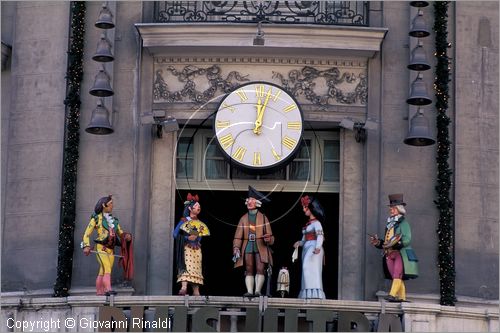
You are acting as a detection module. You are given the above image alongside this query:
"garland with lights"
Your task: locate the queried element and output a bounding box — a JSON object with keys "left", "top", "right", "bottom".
{"left": 53, "top": 1, "right": 86, "bottom": 297}
{"left": 433, "top": 1, "right": 456, "bottom": 306}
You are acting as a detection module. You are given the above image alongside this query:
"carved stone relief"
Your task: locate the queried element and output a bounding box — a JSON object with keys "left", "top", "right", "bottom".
{"left": 152, "top": 57, "right": 367, "bottom": 108}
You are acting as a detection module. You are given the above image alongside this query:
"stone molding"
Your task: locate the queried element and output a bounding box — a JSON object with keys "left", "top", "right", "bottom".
{"left": 154, "top": 56, "right": 367, "bottom": 68}
{"left": 135, "top": 23, "right": 388, "bottom": 58}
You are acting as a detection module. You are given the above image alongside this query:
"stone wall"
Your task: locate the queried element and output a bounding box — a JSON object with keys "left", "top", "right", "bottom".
{"left": 71, "top": 1, "right": 145, "bottom": 292}
{"left": 1, "top": 1, "right": 70, "bottom": 291}
{"left": 453, "top": 1, "right": 499, "bottom": 300}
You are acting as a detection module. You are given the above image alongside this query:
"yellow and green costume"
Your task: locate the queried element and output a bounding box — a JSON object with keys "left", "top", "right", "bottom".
{"left": 82, "top": 212, "right": 124, "bottom": 295}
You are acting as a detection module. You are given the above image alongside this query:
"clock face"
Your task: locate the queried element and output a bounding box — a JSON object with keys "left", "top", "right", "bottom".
{"left": 213, "top": 82, "right": 303, "bottom": 172}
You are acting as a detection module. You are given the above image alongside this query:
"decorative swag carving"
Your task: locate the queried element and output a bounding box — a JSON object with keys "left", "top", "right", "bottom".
{"left": 153, "top": 64, "right": 367, "bottom": 107}
{"left": 272, "top": 67, "right": 367, "bottom": 106}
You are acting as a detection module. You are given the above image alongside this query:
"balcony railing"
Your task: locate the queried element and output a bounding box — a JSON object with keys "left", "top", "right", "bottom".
{"left": 153, "top": 1, "right": 369, "bottom": 26}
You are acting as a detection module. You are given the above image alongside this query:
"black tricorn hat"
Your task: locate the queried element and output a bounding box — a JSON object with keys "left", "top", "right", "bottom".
{"left": 248, "top": 186, "right": 271, "bottom": 203}
{"left": 388, "top": 193, "right": 406, "bottom": 206}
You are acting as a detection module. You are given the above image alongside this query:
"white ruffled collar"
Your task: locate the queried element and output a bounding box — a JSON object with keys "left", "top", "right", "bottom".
{"left": 386, "top": 214, "right": 402, "bottom": 229}
{"left": 103, "top": 212, "right": 115, "bottom": 228}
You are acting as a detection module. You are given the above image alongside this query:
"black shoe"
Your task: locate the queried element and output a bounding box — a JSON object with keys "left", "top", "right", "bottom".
{"left": 384, "top": 295, "right": 401, "bottom": 302}
{"left": 243, "top": 292, "right": 253, "bottom": 297}
{"left": 254, "top": 291, "right": 261, "bottom": 297}
{"left": 105, "top": 290, "right": 117, "bottom": 296}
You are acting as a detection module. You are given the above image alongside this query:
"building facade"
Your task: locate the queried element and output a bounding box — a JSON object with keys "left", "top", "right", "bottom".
{"left": 1, "top": 1, "right": 498, "bottom": 329}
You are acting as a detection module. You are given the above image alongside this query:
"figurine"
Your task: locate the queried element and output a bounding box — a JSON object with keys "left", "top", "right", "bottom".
{"left": 293, "top": 195, "right": 326, "bottom": 299}
{"left": 369, "top": 193, "right": 419, "bottom": 302}
{"left": 233, "top": 186, "right": 274, "bottom": 297}
{"left": 82, "top": 195, "right": 132, "bottom": 296}
{"left": 276, "top": 267, "right": 290, "bottom": 298}
{"left": 173, "top": 193, "right": 210, "bottom": 296}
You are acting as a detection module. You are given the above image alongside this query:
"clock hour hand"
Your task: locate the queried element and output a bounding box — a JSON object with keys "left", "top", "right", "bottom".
{"left": 253, "top": 88, "right": 272, "bottom": 135}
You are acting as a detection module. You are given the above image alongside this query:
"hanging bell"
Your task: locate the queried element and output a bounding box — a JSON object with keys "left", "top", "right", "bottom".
{"left": 408, "top": 41, "right": 431, "bottom": 71}
{"left": 404, "top": 109, "right": 435, "bottom": 146}
{"left": 89, "top": 69, "right": 114, "bottom": 97}
{"left": 92, "top": 34, "right": 114, "bottom": 62}
{"left": 95, "top": 4, "right": 115, "bottom": 29}
{"left": 407, "top": 74, "right": 432, "bottom": 105}
{"left": 409, "top": 1, "right": 429, "bottom": 7}
{"left": 409, "top": 10, "right": 430, "bottom": 38}
{"left": 86, "top": 101, "right": 114, "bottom": 135}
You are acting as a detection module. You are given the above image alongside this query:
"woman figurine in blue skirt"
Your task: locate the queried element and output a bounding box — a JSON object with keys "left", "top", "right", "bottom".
{"left": 293, "top": 195, "right": 326, "bottom": 299}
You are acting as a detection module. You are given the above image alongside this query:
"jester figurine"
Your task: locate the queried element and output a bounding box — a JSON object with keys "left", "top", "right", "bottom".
{"left": 82, "top": 195, "right": 132, "bottom": 296}
{"left": 369, "top": 193, "right": 419, "bottom": 302}
{"left": 233, "top": 186, "right": 274, "bottom": 297}
{"left": 173, "top": 193, "right": 210, "bottom": 296}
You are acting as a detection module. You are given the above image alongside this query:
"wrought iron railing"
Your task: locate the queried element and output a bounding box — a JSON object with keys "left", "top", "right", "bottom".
{"left": 153, "top": 1, "right": 369, "bottom": 26}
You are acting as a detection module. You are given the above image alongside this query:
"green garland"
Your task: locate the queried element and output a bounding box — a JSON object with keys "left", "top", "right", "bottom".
{"left": 433, "top": 1, "right": 456, "bottom": 306}
{"left": 53, "top": 1, "right": 86, "bottom": 297}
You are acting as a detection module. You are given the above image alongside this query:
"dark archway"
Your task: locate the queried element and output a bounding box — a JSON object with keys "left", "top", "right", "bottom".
{"left": 173, "top": 189, "right": 339, "bottom": 299}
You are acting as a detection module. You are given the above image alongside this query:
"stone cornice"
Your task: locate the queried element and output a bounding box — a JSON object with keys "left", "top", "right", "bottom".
{"left": 135, "top": 23, "right": 388, "bottom": 58}
{"left": 154, "top": 56, "right": 367, "bottom": 68}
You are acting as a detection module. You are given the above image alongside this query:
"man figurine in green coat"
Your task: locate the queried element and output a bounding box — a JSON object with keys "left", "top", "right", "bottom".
{"left": 370, "top": 194, "right": 419, "bottom": 302}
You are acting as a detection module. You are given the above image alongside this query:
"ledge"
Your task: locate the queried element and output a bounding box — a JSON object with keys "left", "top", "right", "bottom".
{"left": 135, "top": 23, "right": 388, "bottom": 58}
{"left": 2, "top": 295, "right": 498, "bottom": 320}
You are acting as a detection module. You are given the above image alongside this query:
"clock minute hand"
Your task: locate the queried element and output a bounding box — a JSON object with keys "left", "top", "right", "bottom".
{"left": 253, "top": 88, "right": 272, "bottom": 135}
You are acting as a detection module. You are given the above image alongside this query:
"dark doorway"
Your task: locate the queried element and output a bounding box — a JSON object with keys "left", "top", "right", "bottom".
{"left": 173, "top": 189, "right": 339, "bottom": 299}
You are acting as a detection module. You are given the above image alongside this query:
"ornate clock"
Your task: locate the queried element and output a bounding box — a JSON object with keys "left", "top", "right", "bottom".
{"left": 213, "top": 82, "right": 304, "bottom": 172}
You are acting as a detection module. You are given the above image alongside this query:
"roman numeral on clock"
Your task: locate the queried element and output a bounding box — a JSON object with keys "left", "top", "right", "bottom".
{"left": 271, "top": 148, "right": 281, "bottom": 161}
{"left": 283, "top": 104, "right": 297, "bottom": 113}
{"left": 282, "top": 136, "right": 297, "bottom": 150}
{"left": 219, "top": 133, "right": 234, "bottom": 149}
{"left": 222, "top": 102, "right": 236, "bottom": 113}
{"left": 253, "top": 152, "right": 262, "bottom": 166}
{"left": 236, "top": 89, "right": 248, "bottom": 102}
{"left": 273, "top": 89, "right": 282, "bottom": 102}
{"left": 232, "top": 146, "right": 247, "bottom": 161}
{"left": 216, "top": 120, "right": 230, "bottom": 128}
{"left": 255, "top": 85, "right": 265, "bottom": 98}
{"left": 287, "top": 121, "right": 301, "bottom": 130}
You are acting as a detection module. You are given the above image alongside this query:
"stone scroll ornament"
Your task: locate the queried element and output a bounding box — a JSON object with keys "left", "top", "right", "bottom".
{"left": 153, "top": 65, "right": 249, "bottom": 104}
{"left": 153, "top": 64, "right": 367, "bottom": 107}
{"left": 272, "top": 66, "right": 367, "bottom": 106}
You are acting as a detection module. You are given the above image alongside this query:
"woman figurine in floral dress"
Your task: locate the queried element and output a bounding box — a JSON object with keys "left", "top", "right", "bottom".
{"left": 173, "top": 193, "right": 210, "bottom": 296}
